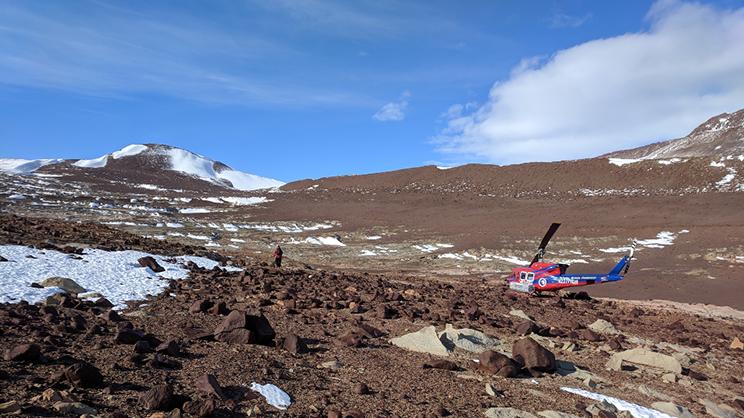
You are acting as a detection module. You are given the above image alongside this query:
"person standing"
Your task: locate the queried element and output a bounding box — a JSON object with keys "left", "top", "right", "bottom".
{"left": 272, "top": 245, "right": 283, "bottom": 268}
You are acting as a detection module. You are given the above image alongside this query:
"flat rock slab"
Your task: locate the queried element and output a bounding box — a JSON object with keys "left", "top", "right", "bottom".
{"left": 539, "top": 411, "right": 582, "bottom": 418}
{"left": 510, "top": 310, "right": 534, "bottom": 321}
{"left": 699, "top": 400, "right": 740, "bottom": 418}
{"left": 438, "top": 324, "right": 499, "bottom": 353}
{"left": 39, "top": 277, "right": 86, "bottom": 294}
{"left": 607, "top": 348, "right": 682, "bottom": 374}
{"left": 588, "top": 319, "right": 620, "bottom": 335}
{"left": 651, "top": 402, "right": 696, "bottom": 418}
{"left": 390, "top": 325, "right": 451, "bottom": 356}
{"left": 485, "top": 407, "right": 538, "bottom": 418}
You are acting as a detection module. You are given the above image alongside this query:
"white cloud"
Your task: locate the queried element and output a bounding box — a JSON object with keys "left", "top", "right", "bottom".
{"left": 436, "top": 0, "right": 744, "bottom": 164}
{"left": 373, "top": 91, "right": 410, "bottom": 122}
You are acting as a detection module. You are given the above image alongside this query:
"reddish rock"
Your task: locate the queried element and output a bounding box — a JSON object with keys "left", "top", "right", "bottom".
{"left": 140, "top": 384, "right": 174, "bottom": 411}
{"left": 423, "top": 359, "right": 459, "bottom": 371}
{"left": 283, "top": 334, "right": 308, "bottom": 354}
{"left": 189, "top": 300, "right": 213, "bottom": 313}
{"left": 64, "top": 362, "right": 104, "bottom": 388}
{"left": 354, "top": 382, "right": 370, "bottom": 395}
{"left": 478, "top": 350, "right": 519, "bottom": 377}
{"left": 512, "top": 337, "right": 556, "bottom": 373}
{"left": 516, "top": 321, "right": 539, "bottom": 336}
{"left": 137, "top": 256, "right": 165, "bottom": 272}
{"left": 195, "top": 374, "right": 226, "bottom": 400}
{"left": 215, "top": 328, "right": 253, "bottom": 344}
{"left": 208, "top": 301, "right": 229, "bottom": 316}
{"left": 183, "top": 399, "right": 216, "bottom": 417}
{"left": 337, "top": 332, "right": 363, "bottom": 347}
{"left": 156, "top": 339, "right": 181, "bottom": 356}
{"left": 214, "top": 310, "right": 247, "bottom": 334}
{"left": 4, "top": 343, "right": 41, "bottom": 362}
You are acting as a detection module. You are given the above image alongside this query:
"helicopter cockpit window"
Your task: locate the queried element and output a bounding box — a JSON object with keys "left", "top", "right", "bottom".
{"left": 527, "top": 272, "right": 535, "bottom": 280}
{"left": 519, "top": 272, "right": 527, "bottom": 280}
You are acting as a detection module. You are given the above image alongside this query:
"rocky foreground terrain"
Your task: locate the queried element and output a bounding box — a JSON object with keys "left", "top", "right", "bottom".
{"left": 1, "top": 215, "right": 743, "bottom": 418}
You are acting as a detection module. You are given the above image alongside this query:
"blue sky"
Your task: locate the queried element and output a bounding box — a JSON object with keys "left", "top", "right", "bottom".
{"left": 2, "top": 0, "right": 744, "bottom": 181}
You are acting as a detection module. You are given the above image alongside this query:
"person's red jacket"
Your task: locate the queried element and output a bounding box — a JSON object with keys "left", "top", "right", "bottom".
{"left": 273, "top": 246, "right": 283, "bottom": 258}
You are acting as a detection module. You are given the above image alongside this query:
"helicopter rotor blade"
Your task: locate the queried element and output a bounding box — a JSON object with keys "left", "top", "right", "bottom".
{"left": 530, "top": 223, "right": 561, "bottom": 265}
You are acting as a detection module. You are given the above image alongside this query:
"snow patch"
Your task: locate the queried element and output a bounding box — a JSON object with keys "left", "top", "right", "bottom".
{"left": 74, "top": 144, "right": 148, "bottom": 168}
{"left": 561, "top": 387, "right": 673, "bottom": 418}
{"left": 609, "top": 158, "right": 642, "bottom": 166}
{"left": 179, "top": 208, "right": 212, "bottom": 214}
{"left": 305, "top": 236, "right": 345, "bottom": 246}
{"left": 0, "top": 245, "right": 241, "bottom": 309}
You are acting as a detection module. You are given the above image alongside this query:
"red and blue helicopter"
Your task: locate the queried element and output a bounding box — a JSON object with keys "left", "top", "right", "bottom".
{"left": 507, "top": 223, "right": 634, "bottom": 294}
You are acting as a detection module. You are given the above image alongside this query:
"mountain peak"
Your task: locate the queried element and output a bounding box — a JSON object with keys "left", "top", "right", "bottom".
{"left": 605, "top": 107, "right": 744, "bottom": 160}
{"left": 1, "top": 143, "right": 283, "bottom": 192}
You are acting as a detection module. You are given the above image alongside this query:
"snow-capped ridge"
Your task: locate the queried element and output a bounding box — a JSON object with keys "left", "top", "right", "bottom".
{"left": 73, "top": 144, "right": 149, "bottom": 168}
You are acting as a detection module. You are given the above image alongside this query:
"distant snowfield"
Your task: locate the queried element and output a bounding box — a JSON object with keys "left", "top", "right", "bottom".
{"left": 165, "top": 147, "right": 283, "bottom": 191}
{"left": 600, "top": 230, "right": 688, "bottom": 253}
{"left": 74, "top": 144, "right": 148, "bottom": 168}
{"left": 305, "top": 236, "right": 345, "bottom": 246}
{"left": 0, "top": 245, "right": 241, "bottom": 308}
{"left": 0, "top": 158, "right": 64, "bottom": 174}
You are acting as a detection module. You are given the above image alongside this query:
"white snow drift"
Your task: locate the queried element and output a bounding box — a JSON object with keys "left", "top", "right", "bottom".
{"left": 74, "top": 144, "right": 148, "bottom": 168}
{"left": 0, "top": 158, "right": 64, "bottom": 174}
{"left": 0, "top": 245, "right": 241, "bottom": 308}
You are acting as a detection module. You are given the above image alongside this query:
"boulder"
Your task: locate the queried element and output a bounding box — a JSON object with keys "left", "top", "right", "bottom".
{"left": 438, "top": 324, "right": 499, "bottom": 353}
{"left": 215, "top": 328, "right": 253, "bottom": 344}
{"left": 512, "top": 337, "right": 556, "bottom": 373}
{"left": 606, "top": 348, "right": 682, "bottom": 374}
{"left": 651, "top": 402, "right": 695, "bottom": 418}
{"left": 485, "top": 407, "right": 538, "bottom": 418}
{"left": 138, "top": 256, "right": 165, "bottom": 272}
{"left": 195, "top": 374, "right": 225, "bottom": 400}
{"left": 588, "top": 319, "right": 620, "bottom": 335}
{"left": 214, "top": 310, "right": 248, "bottom": 334}
{"left": 189, "top": 300, "right": 213, "bottom": 313}
{"left": 390, "top": 326, "right": 451, "bottom": 356}
{"left": 516, "top": 321, "right": 540, "bottom": 336}
{"left": 478, "top": 350, "right": 519, "bottom": 377}
{"left": 39, "top": 277, "right": 86, "bottom": 294}
{"left": 115, "top": 329, "right": 145, "bottom": 344}
{"left": 246, "top": 313, "right": 276, "bottom": 345}
{"left": 140, "top": 384, "right": 174, "bottom": 411}
{"left": 64, "top": 362, "right": 104, "bottom": 388}
{"left": 4, "top": 343, "right": 41, "bottom": 362}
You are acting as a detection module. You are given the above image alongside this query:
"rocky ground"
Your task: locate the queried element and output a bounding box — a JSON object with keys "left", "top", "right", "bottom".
{"left": 1, "top": 215, "right": 743, "bottom": 418}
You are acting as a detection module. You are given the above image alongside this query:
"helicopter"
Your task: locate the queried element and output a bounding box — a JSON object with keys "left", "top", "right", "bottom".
{"left": 506, "top": 223, "right": 634, "bottom": 294}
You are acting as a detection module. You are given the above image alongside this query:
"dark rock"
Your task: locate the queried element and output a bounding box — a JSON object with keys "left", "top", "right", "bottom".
{"left": 4, "top": 343, "right": 41, "bottom": 362}
{"left": 208, "top": 301, "right": 229, "bottom": 316}
{"left": 422, "top": 359, "right": 459, "bottom": 371}
{"left": 140, "top": 384, "right": 174, "bottom": 411}
{"left": 183, "top": 399, "right": 216, "bottom": 417}
{"left": 577, "top": 329, "right": 602, "bottom": 342}
{"left": 148, "top": 354, "right": 181, "bottom": 370}
{"left": 137, "top": 256, "right": 165, "bottom": 272}
{"left": 512, "top": 337, "right": 556, "bottom": 373}
{"left": 215, "top": 329, "right": 253, "bottom": 344}
{"left": 283, "top": 333, "right": 308, "bottom": 354}
{"left": 189, "top": 300, "right": 213, "bottom": 314}
{"left": 64, "top": 362, "right": 104, "bottom": 388}
{"left": 246, "top": 313, "right": 275, "bottom": 345}
{"left": 133, "top": 340, "right": 153, "bottom": 354}
{"left": 516, "top": 321, "right": 540, "bottom": 336}
{"left": 156, "top": 339, "right": 181, "bottom": 357}
{"left": 214, "top": 310, "right": 248, "bottom": 334}
{"left": 103, "top": 309, "right": 122, "bottom": 322}
{"left": 115, "top": 329, "right": 144, "bottom": 344}
{"left": 478, "top": 350, "right": 519, "bottom": 377}
{"left": 686, "top": 369, "right": 708, "bottom": 381}
{"left": 95, "top": 298, "right": 114, "bottom": 309}
{"left": 195, "top": 374, "right": 226, "bottom": 400}
{"left": 354, "top": 382, "right": 370, "bottom": 395}
{"left": 355, "top": 322, "right": 384, "bottom": 338}
{"left": 337, "top": 332, "right": 363, "bottom": 347}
